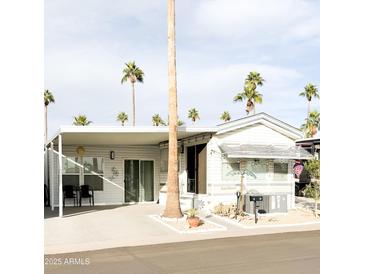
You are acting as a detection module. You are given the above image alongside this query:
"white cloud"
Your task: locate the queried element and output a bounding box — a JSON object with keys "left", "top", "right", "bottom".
{"left": 189, "top": 0, "right": 319, "bottom": 43}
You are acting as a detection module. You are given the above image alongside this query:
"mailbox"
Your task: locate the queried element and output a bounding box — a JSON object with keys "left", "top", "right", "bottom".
{"left": 249, "top": 196, "right": 263, "bottom": 202}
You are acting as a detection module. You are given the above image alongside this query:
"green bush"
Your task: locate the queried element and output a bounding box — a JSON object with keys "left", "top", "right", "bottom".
{"left": 304, "top": 159, "right": 320, "bottom": 180}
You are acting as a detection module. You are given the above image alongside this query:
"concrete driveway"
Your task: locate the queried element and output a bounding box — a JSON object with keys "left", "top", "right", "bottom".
{"left": 45, "top": 204, "right": 319, "bottom": 254}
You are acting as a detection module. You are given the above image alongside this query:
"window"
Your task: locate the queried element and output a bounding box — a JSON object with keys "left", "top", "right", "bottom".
{"left": 246, "top": 159, "right": 269, "bottom": 180}
{"left": 274, "top": 162, "right": 288, "bottom": 181}
{"left": 62, "top": 157, "right": 80, "bottom": 188}
{"left": 222, "top": 161, "right": 240, "bottom": 181}
{"left": 83, "top": 157, "right": 104, "bottom": 191}
{"left": 160, "top": 148, "right": 168, "bottom": 172}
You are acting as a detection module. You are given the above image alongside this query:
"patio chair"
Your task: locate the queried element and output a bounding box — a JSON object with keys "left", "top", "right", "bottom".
{"left": 79, "top": 184, "right": 95, "bottom": 207}
{"left": 63, "top": 185, "right": 78, "bottom": 207}
{"left": 44, "top": 184, "right": 50, "bottom": 207}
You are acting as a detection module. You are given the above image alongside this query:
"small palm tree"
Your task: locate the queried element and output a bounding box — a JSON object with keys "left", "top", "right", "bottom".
{"left": 220, "top": 111, "right": 231, "bottom": 122}
{"left": 299, "top": 83, "right": 319, "bottom": 118}
{"left": 121, "top": 61, "right": 144, "bottom": 126}
{"left": 73, "top": 115, "right": 92, "bottom": 126}
{"left": 301, "top": 110, "right": 320, "bottom": 137}
{"left": 177, "top": 119, "right": 185, "bottom": 126}
{"left": 116, "top": 112, "right": 128, "bottom": 126}
{"left": 188, "top": 108, "right": 200, "bottom": 123}
{"left": 44, "top": 89, "right": 55, "bottom": 145}
{"left": 152, "top": 114, "right": 166, "bottom": 126}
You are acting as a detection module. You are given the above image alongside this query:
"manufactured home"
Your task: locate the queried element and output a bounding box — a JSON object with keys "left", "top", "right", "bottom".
{"left": 45, "top": 113, "right": 312, "bottom": 217}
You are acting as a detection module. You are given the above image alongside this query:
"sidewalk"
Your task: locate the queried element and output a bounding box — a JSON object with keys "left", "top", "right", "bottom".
{"left": 45, "top": 204, "right": 319, "bottom": 254}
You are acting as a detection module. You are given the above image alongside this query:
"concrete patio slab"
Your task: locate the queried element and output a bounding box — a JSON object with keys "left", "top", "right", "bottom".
{"left": 45, "top": 204, "right": 319, "bottom": 254}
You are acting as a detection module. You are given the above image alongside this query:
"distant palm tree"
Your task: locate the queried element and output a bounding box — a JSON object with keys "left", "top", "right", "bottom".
{"left": 163, "top": 0, "right": 183, "bottom": 218}
{"left": 188, "top": 108, "right": 200, "bottom": 123}
{"left": 234, "top": 72, "right": 264, "bottom": 115}
{"left": 245, "top": 71, "right": 264, "bottom": 90}
{"left": 177, "top": 119, "right": 185, "bottom": 126}
{"left": 234, "top": 85, "right": 263, "bottom": 115}
{"left": 220, "top": 111, "right": 231, "bottom": 122}
{"left": 121, "top": 61, "right": 144, "bottom": 126}
{"left": 152, "top": 114, "right": 166, "bottom": 126}
{"left": 116, "top": 112, "right": 128, "bottom": 126}
{"left": 44, "top": 89, "right": 55, "bottom": 145}
{"left": 299, "top": 83, "right": 319, "bottom": 118}
{"left": 73, "top": 115, "right": 92, "bottom": 126}
{"left": 301, "top": 110, "right": 320, "bottom": 137}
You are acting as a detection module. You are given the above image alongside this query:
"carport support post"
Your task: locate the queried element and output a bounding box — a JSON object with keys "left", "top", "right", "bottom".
{"left": 58, "top": 134, "right": 63, "bottom": 217}
{"left": 50, "top": 142, "right": 54, "bottom": 211}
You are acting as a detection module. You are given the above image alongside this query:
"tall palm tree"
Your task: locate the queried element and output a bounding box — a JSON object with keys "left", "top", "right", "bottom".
{"left": 116, "top": 112, "right": 128, "bottom": 126}
{"left": 188, "top": 108, "right": 200, "bottom": 123}
{"left": 121, "top": 61, "right": 144, "bottom": 126}
{"left": 73, "top": 115, "right": 92, "bottom": 126}
{"left": 44, "top": 89, "right": 55, "bottom": 145}
{"left": 301, "top": 110, "right": 320, "bottom": 137}
{"left": 152, "top": 114, "right": 166, "bottom": 126}
{"left": 299, "top": 83, "right": 319, "bottom": 118}
{"left": 163, "top": 0, "right": 183, "bottom": 218}
{"left": 220, "top": 111, "right": 231, "bottom": 122}
{"left": 245, "top": 71, "right": 264, "bottom": 90}
{"left": 234, "top": 85, "right": 263, "bottom": 115}
{"left": 234, "top": 72, "right": 264, "bottom": 115}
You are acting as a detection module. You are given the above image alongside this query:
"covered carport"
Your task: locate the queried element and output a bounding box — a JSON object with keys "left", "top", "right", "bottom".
{"left": 45, "top": 126, "right": 217, "bottom": 217}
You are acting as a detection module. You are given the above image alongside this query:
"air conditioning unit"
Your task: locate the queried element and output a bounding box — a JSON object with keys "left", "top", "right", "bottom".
{"left": 244, "top": 194, "right": 287, "bottom": 214}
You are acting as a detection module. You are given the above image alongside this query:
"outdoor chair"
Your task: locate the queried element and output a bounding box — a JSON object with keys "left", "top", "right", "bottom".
{"left": 63, "top": 185, "right": 78, "bottom": 207}
{"left": 79, "top": 184, "right": 95, "bottom": 207}
{"left": 44, "top": 184, "right": 50, "bottom": 207}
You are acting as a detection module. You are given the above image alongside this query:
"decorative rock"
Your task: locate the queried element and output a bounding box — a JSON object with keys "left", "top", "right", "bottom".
{"left": 229, "top": 214, "right": 236, "bottom": 219}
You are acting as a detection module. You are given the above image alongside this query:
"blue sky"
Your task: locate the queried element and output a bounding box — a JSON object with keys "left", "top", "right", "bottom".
{"left": 45, "top": 0, "right": 319, "bottom": 136}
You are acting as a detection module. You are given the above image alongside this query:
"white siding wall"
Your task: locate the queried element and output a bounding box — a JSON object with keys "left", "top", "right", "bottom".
{"left": 50, "top": 145, "right": 160, "bottom": 206}
{"left": 206, "top": 122, "right": 297, "bottom": 209}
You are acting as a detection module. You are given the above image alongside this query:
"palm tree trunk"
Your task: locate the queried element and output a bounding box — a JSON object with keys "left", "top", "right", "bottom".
{"left": 307, "top": 100, "right": 311, "bottom": 118}
{"left": 44, "top": 105, "right": 48, "bottom": 146}
{"left": 163, "top": 0, "right": 183, "bottom": 218}
{"left": 132, "top": 82, "right": 136, "bottom": 126}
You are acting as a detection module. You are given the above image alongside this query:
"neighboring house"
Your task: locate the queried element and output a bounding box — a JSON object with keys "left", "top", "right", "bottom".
{"left": 45, "top": 112, "right": 312, "bottom": 217}
{"left": 296, "top": 138, "right": 320, "bottom": 159}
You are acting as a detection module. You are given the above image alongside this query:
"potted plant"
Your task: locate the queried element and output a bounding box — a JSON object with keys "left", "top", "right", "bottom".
{"left": 186, "top": 208, "right": 200, "bottom": 228}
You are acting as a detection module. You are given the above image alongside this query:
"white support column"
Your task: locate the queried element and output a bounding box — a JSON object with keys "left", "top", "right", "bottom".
{"left": 58, "top": 134, "right": 63, "bottom": 217}
{"left": 50, "top": 142, "right": 54, "bottom": 211}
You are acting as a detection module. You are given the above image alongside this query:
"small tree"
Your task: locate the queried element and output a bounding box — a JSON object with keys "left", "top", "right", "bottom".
{"left": 304, "top": 159, "right": 320, "bottom": 182}
{"left": 188, "top": 108, "right": 200, "bottom": 123}
{"left": 117, "top": 112, "right": 128, "bottom": 126}
{"left": 302, "top": 159, "right": 320, "bottom": 217}
{"left": 152, "top": 114, "right": 166, "bottom": 126}
{"left": 303, "top": 182, "right": 320, "bottom": 217}
{"left": 220, "top": 111, "right": 231, "bottom": 122}
{"left": 73, "top": 115, "right": 92, "bottom": 126}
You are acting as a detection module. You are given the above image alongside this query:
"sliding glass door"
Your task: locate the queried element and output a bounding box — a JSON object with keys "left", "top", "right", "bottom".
{"left": 124, "top": 160, "right": 154, "bottom": 203}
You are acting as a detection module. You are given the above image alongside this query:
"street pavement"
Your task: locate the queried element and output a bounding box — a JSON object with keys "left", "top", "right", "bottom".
{"left": 45, "top": 230, "right": 320, "bottom": 274}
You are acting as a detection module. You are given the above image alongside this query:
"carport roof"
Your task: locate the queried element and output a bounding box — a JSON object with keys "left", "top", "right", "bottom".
{"left": 48, "top": 126, "right": 217, "bottom": 146}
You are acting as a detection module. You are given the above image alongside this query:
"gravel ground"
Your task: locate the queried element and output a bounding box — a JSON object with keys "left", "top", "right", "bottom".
{"left": 218, "top": 209, "right": 319, "bottom": 226}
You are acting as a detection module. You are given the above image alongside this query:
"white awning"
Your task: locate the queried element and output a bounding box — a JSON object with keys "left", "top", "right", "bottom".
{"left": 220, "top": 143, "right": 313, "bottom": 160}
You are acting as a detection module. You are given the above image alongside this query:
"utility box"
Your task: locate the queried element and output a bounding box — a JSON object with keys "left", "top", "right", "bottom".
{"left": 244, "top": 194, "right": 287, "bottom": 214}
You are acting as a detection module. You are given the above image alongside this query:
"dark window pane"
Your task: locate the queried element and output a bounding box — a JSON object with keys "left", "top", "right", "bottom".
{"left": 84, "top": 175, "right": 103, "bottom": 191}
{"left": 62, "top": 175, "right": 79, "bottom": 188}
